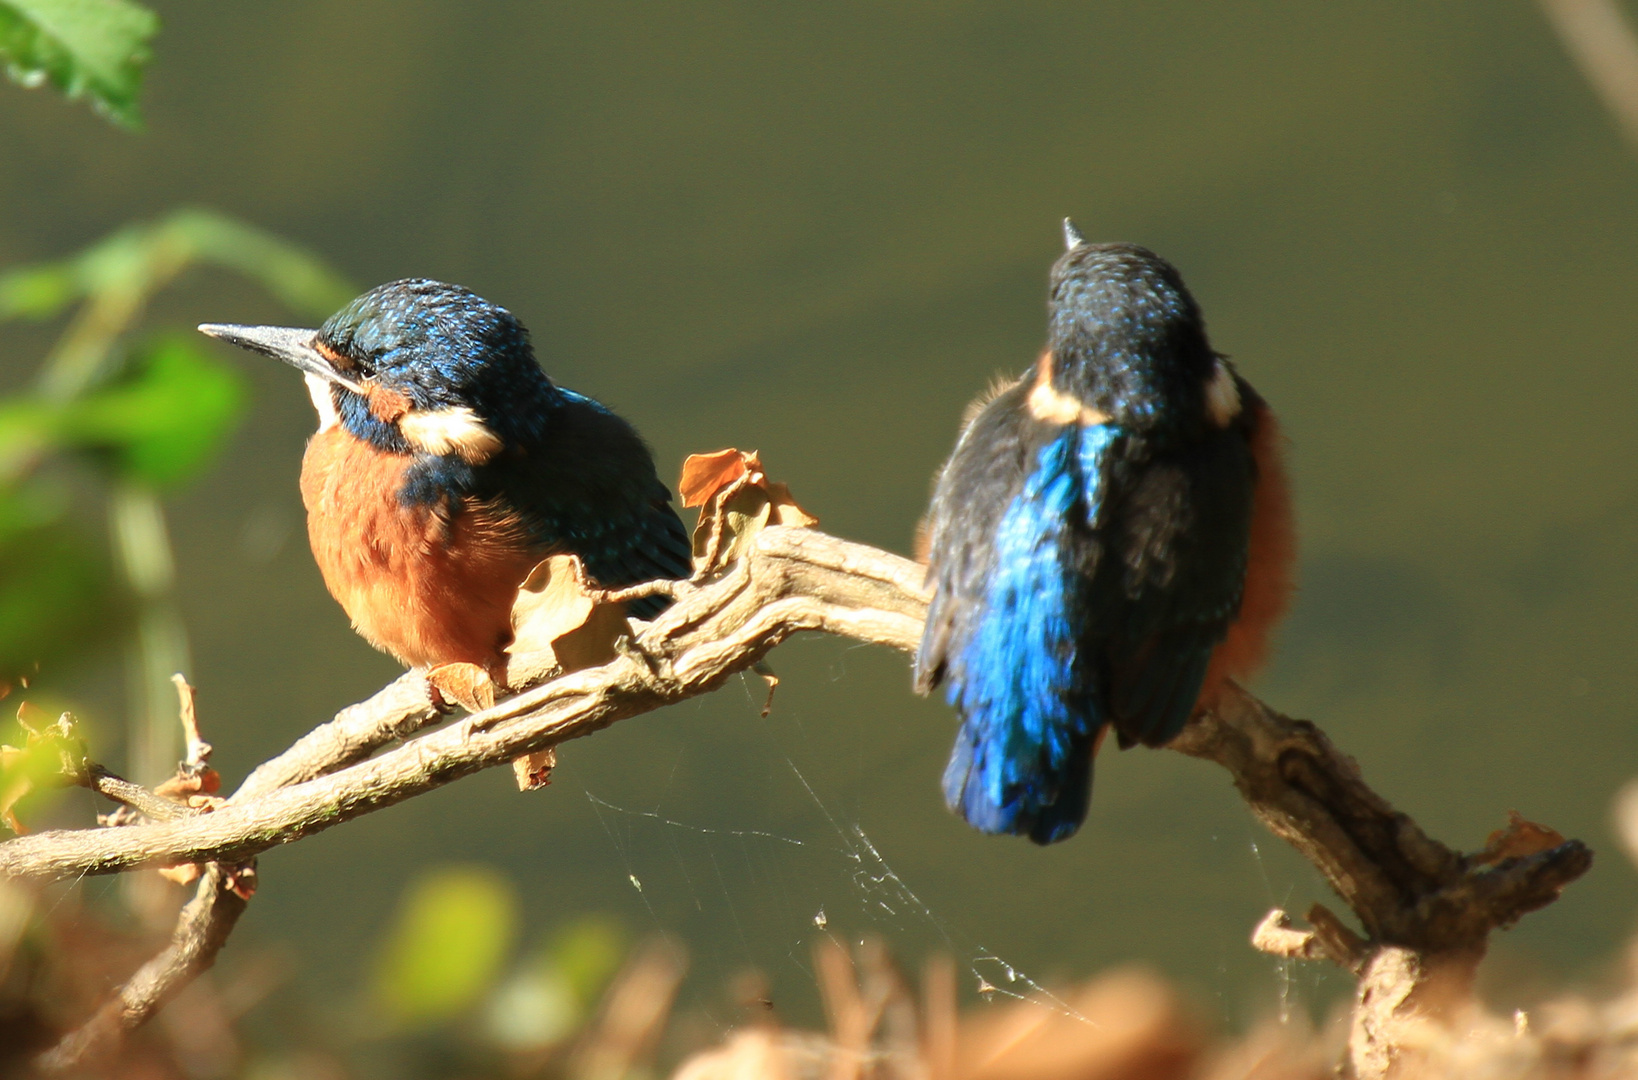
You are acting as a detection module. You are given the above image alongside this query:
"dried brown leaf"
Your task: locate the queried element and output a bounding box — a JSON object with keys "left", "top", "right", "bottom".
{"left": 154, "top": 769, "right": 221, "bottom": 802}
{"left": 426, "top": 662, "right": 497, "bottom": 713}
{"left": 682, "top": 449, "right": 817, "bottom": 575}
{"left": 14, "top": 701, "right": 51, "bottom": 732}
{"left": 679, "top": 448, "right": 760, "bottom": 508}
{"left": 512, "top": 747, "right": 557, "bottom": 791}
{"left": 504, "top": 555, "right": 627, "bottom": 689}
{"left": 227, "top": 865, "right": 258, "bottom": 899}
{"left": 1476, "top": 811, "right": 1567, "bottom": 866}
{"left": 510, "top": 556, "right": 599, "bottom": 655}
{"left": 764, "top": 482, "right": 818, "bottom": 528}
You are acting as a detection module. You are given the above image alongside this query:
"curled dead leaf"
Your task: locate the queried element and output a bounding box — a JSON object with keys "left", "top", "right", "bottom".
{"left": 503, "top": 555, "right": 628, "bottom": 690}
{"left": 680, "top": 449, "right": 817, "bottom": 575}
{"left": 227, "top": 865, "right": 258, "bottom": 900}
{"left": 1476, "top": 811, "right": 1567, "bottom": 866}
{"left": 427, "top": 662, "right": 498, "bottom": 714}
{"left": 680, "top": 448, "right": 760, "bottom": 509}
{"left": 510, "top": 556, "right": 600, "bottom": 655}
{"left": 513, "top": 747, "right": 557, "bottom": 792}
{"left": 154, "top": 769, "right": 221, "bottom": 802}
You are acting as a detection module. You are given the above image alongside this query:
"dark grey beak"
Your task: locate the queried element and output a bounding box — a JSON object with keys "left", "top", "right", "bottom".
{"left": 197, "top": 323, "right": 365, "bottom": 393}
{"left": 1062, "top": 218, "right": 1087, "bottom": 251}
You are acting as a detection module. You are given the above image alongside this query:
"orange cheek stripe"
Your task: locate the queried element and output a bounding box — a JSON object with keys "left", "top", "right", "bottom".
{"left": 315, "top": 340, "right": 358, "bottom": 373}
{"left": 366, "top": 384, "right": 411, "bottom": 423}
{"left": 1196, "top": 402, "right": 1296, "bottom": 711}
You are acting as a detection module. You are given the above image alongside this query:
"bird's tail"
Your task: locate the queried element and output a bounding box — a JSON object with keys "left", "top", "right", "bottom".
{"left": 942, "top": 719, "right": 1100, "bottom": 845}
{"left": 939, "top": 425, "right": 1110, "bottom": 844}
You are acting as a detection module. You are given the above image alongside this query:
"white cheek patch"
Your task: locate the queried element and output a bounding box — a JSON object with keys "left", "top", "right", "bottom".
{"left": 304, "top": 373, "right": 341, "bottom": 432}
{"left": 1205, "top": 359, "right": 1242, "bottom": 427}
{"left": 398, "top": 406, "right": 504, "bottom": 464}
{"left": 1027, "top": 356, "right": 1109, "bottom": 427}
{"left": 1027, "top": 379, "right": 1086, "bottom": 424}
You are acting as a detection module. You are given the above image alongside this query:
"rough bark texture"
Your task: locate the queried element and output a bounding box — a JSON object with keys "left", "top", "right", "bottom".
{"left": 1172, "top": 686, "right": 1591, "bottom": 1074}
{"left": 4, "top": 527, "right": 1590, "bottom": 1076}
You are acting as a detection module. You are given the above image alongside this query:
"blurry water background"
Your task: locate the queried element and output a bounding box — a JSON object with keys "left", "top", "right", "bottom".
{"left": 3, "top": 0, "right": 1637, "bottom": 1043}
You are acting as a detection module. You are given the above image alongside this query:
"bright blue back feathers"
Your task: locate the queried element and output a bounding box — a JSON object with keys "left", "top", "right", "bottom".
{"left": 942, "top": 424, "right": 1115, "bottom": 844}
{"left": 917, "top": 240, "right": 1261, "bottom": 846}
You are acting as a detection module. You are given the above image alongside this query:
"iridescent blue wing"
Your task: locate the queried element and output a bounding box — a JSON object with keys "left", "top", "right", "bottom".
{"left": 918, "top": 381, "right": 1118, "bottom": 844}
{"left": 1095, "top": 421, "right": 1257, "bottom": 746}
{"left": 915, "top": 379, "right": 1035, "bottom": 694}
{"left": 486, "top": 390, "right": 692, "bottom": 620}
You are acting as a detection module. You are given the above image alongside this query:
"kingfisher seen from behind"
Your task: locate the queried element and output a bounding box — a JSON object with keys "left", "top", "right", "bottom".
{"left": 915, "top": 222, "right": 1295, "bottom": 844}
{"left": 200, "top": 279, "right": 692, "bottom": 674}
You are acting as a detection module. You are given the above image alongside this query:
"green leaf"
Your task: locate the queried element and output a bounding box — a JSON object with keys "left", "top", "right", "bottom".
{"left": 0, "top": 397, "right": 60, "bottom": 479}
{"left": 62, "top": 335, "right": 246, "bottom": 488}
{"left": 167, "top": 208, "right": 356, "bottom": 320}
{"left": 0, "top": 209, "right": 354, "bottom": 327}
{"left": 0, "top": 511, "right": 115, "bottom": 682}
{"left": 0, "top": 263, "right": 77, "bottom": 320}
{"left": 548, "top": 915, "right": 627, "bottom": 1008}
{"left": 0, "top": 0, "right": 158, "bottom": 129}
{"left": 370, "top": 866, "right": 519, "bottom": 1029}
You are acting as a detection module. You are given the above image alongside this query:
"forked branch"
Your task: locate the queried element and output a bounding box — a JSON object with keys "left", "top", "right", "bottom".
{"left": 5, "top": 527, "right": 1589, "bottom": 1078}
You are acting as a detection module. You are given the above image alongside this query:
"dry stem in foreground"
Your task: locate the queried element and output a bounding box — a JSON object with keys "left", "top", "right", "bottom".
{"left": 0, "top": 526, "right": 1591, "bottom": 1077}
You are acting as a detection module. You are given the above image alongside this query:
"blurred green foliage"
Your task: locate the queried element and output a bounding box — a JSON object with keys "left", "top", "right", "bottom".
{"left": 0, "top": 0, "right": 157, "bottom": 128}
{"left": 548, "top": 915, "right": 626, "bottom": 1007}
{"left": 364, "top": 865, "right": 634, "bottom": 1060}
{"left": 0, "top": 335, "right": 245, "bottom": 489}
{"left": 481, "top": 915, "right": 628, "bottom": 1052}
{"left": 0, "top": 518, "right": 107, "bottom": 685}
{"left": 369, "top": 865, "right": 521, "bottom": 1029}
{"left": 0, "top": 208, "right": 355, "bottom": 327}
{"left": 0, "top": 209, "right": 350, "bottom": 693}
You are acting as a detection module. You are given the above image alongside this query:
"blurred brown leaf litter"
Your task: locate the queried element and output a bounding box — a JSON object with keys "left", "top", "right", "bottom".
{"left": 15, "top": 867, "right": 1638, "bottom": 1079}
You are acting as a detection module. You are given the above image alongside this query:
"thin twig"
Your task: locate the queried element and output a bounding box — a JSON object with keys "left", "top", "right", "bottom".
{"left": 85, "top": 766, "right": 200, "bottom": 824}
{"left": 4, "top": 527, "right": 1589, "bottom": 1079}
{"left": 35, "top": 674, "right": 243, "bottom": 1073}
{"left": 1539, "top": 0, "right": 1638, "bottom": 151}
{"left": 32, "top": 863, "right": 252, "bottom": 1074}
{"left": 171, "top": 673, "right": 211, "bottom": 773}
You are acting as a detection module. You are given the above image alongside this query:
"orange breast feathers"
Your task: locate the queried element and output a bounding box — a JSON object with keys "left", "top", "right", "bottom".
{"left": 1197, "top": 401, "right": 1296, "bottom": 711}
{"left": 299, "top": 428, "right": 544, "bottom": 670}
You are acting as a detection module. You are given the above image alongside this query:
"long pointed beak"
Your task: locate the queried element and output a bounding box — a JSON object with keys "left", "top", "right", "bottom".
{"left": 197, "top": 323, "right": 365, "bottom": 393}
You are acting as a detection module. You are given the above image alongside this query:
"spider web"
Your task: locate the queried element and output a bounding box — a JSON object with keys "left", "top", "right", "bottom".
{"left": 585, "top": 748, "right": 1092, "bottom": 1033}
{"left": 576, "top": 653, "right": 1331, "bottom": 1037}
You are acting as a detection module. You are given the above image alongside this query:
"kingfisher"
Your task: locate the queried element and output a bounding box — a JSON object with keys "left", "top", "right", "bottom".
{"left": 199, "top": 278, "right": 692, "bottom": 675}
{"left": 914, "top": 222, "right": 1294, "bottom": 844}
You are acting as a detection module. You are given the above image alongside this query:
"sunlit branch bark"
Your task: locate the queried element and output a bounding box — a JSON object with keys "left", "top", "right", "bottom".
{"left": 6, "top": 526, "right": 1589, "bottom": 1078}
{"left": 1539, "top": 0, "right": 1638, "bottom": 152}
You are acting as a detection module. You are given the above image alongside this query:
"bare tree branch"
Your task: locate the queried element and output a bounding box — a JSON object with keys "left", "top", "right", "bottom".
{"left": 1539, "top": 0, "right": 1638, "bottom": 152}
{"left": 0, "top": 529, "right": 922, "bottom": 883}
{"left": 31, "top": 862, "right": 252, "bottom": 1074}
{"left": 4, "top": 526, "right": 1590, "bottom": 1078}
{"left": 1173, "top": 685, "right": 1591, "bottom": 1074}
{"left": 84, "top": 765, "right": 202, "bottom": 823}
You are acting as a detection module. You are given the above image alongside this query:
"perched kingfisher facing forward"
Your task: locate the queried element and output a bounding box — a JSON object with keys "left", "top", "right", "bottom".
{"left": 914, "top": 222, "right": 1294, "bottom": 844}
{"left": 200, "top": 279, "right": 692, "bottom": 672}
